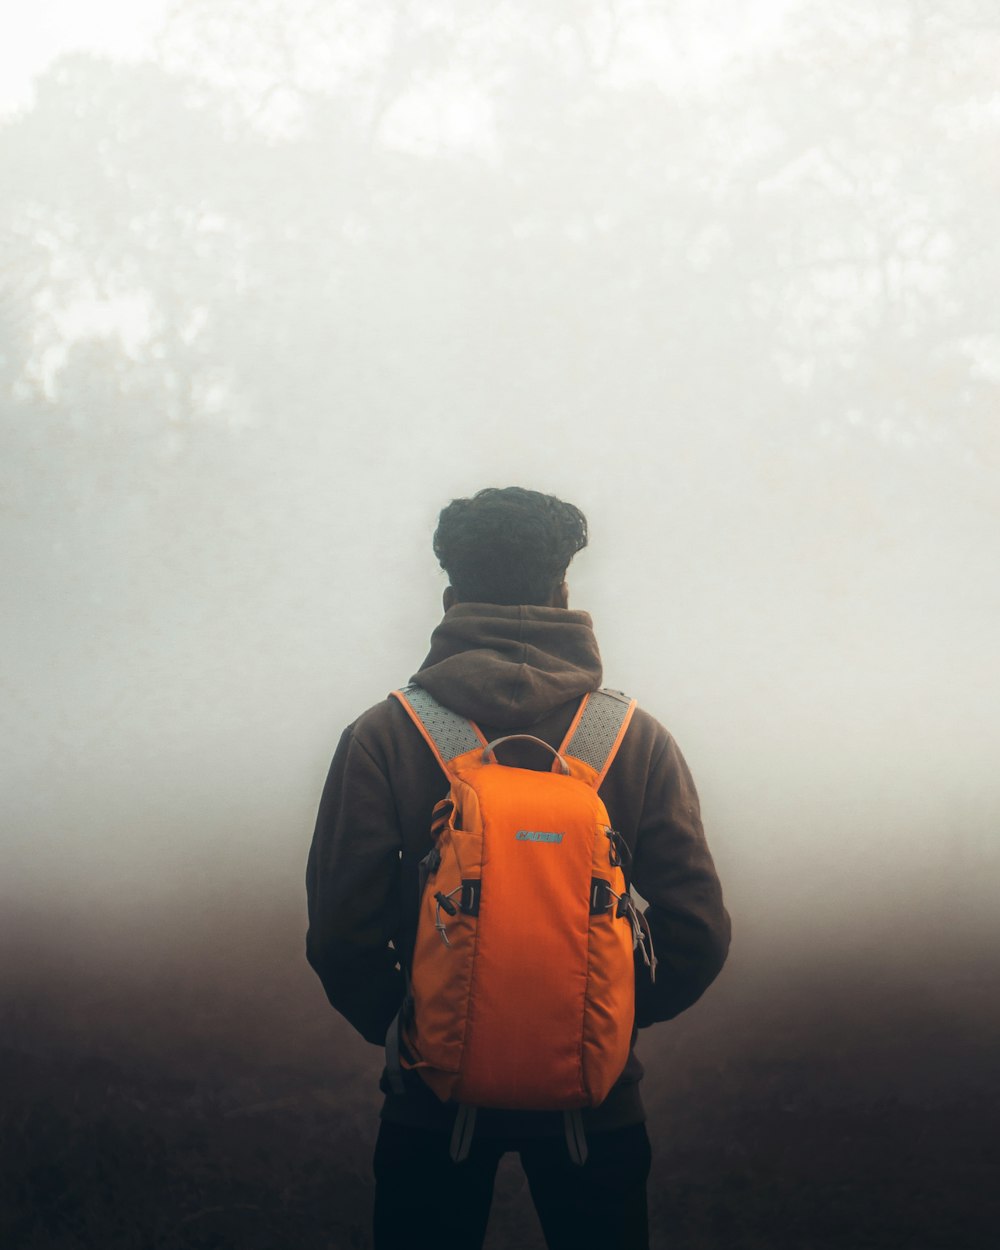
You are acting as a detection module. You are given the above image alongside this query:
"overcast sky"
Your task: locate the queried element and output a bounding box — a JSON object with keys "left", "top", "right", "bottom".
{"left": 2, "top": 0, "right": 794, "bottom": 116}
{"left": 1, "top": 1, "right": 169, "bottom": 114}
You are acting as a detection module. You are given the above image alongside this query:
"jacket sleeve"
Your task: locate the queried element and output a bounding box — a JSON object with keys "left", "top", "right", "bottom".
{"left": 631, "top": 732, "right": 731, "bottom": 1027}
{"left": 305, "top": 723, "right": 406, "bottom": 1046}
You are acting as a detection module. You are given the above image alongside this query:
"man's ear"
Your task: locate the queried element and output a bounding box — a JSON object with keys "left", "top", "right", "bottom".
{"left": 443, "top": 586, "right": 458, "bottom": 611}
{"left": 553, "top": 581, "right": 569, "bottom": 609}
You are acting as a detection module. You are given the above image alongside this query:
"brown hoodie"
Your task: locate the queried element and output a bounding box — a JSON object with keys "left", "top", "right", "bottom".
{"left": 306, "top": 604, "right": 730, "bottom": 1135}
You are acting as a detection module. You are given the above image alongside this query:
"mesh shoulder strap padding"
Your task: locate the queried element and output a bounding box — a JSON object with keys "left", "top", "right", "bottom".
{"left": 393, "top": 683, "right": 484, "bottom": 764}
{"left": 563, "top": 688, "right": 636, "bottom": 781}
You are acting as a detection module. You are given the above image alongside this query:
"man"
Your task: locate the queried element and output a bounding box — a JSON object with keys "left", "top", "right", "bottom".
{"left": 306, "top": 486, "right": 730, "bottom": 1250}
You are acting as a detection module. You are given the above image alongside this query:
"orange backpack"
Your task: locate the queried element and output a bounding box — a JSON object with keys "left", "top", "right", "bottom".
{"left": 385, "top": 684, "right": 656, "bottom": 1163}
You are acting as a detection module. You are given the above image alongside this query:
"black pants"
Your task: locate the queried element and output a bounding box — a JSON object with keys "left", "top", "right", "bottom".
{"left": 372, "top": 1120, "right": 652, "bottom": 1250}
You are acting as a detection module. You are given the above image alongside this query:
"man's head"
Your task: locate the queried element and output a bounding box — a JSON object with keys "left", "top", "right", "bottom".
{"left": 433, "top": 487, "right": 588, "bottom": 608}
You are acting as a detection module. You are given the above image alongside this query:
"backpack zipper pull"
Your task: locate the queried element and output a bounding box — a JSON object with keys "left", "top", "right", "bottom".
{"left": 434, "top": 887, "right": 461, "bottom": 947}
{"left": 610, "top": 887, "right": 658, "bottom": 982}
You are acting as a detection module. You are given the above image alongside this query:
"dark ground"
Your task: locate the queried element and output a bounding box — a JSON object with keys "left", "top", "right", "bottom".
{"left": 2, "top": 895, "right": 998, "bottom": 1250}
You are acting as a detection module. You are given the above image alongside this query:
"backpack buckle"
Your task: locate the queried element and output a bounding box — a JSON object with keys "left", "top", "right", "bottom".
{"left": 590, "top": 877, "right": 614, "bottom": 915}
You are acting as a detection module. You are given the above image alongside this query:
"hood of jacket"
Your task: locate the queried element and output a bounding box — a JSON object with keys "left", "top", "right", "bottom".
{"left": 412, "top": 602, "right": 603, "bottom": 728}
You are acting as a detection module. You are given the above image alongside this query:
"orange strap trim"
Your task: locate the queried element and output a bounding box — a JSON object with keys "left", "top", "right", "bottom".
{"left": 554, "top": 692, "right": 591, "bottom": 772}
{"left": 594, "top": 698, "right": 637, "bottom": 790}
{"left": 390, "top": 689, "right": 454, "bottom": 777}
{"left": 390, "top": 688, "right": 486, "bottom": 779}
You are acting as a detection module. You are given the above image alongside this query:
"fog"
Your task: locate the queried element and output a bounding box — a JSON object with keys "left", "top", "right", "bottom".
{"left": 3, "top": 2, "right": 999, "bottom": 1246}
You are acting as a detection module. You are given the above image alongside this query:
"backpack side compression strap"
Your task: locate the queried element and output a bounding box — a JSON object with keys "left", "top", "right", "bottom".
{"left": 390, "top": 683, "right": 486, "bottom": 775}
{"left": 385, "top": 684, "right": 484, "bottom": 1094}
{"left": 561, "top": 688, "right": 637, "bottom": 788}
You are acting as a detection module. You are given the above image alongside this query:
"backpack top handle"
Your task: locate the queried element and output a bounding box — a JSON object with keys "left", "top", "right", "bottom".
{"left": 481, "top": 735, "right": 571, "bottom": 775}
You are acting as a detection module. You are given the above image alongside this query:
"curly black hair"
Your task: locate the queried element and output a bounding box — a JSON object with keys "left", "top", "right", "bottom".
{"left": 433, "top": 487, "right": 588, "bottom": 606}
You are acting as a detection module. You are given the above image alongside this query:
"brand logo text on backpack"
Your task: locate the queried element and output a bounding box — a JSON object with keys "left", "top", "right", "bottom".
{"left": 515, "top": 830, "right": 564, "bottom": 843}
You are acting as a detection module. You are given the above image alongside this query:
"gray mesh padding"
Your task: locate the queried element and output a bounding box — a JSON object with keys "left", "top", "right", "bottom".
{"left": 398, "top": 683, "right": 483, "bottom": 761}
{"left": 565, "top": 688, "right": 632, "bottom": 773}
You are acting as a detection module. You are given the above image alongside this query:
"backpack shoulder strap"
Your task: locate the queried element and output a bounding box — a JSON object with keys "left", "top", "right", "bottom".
{"left": 560, "top": 687, "right": 637, "bottom": 788}
{"left": 390, "top": 683, "right": 486, "bottom": 777}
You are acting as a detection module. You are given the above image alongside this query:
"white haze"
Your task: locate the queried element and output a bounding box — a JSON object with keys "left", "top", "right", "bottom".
{"left": 2, "top": 0, "right": 998, "bottom": 959}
